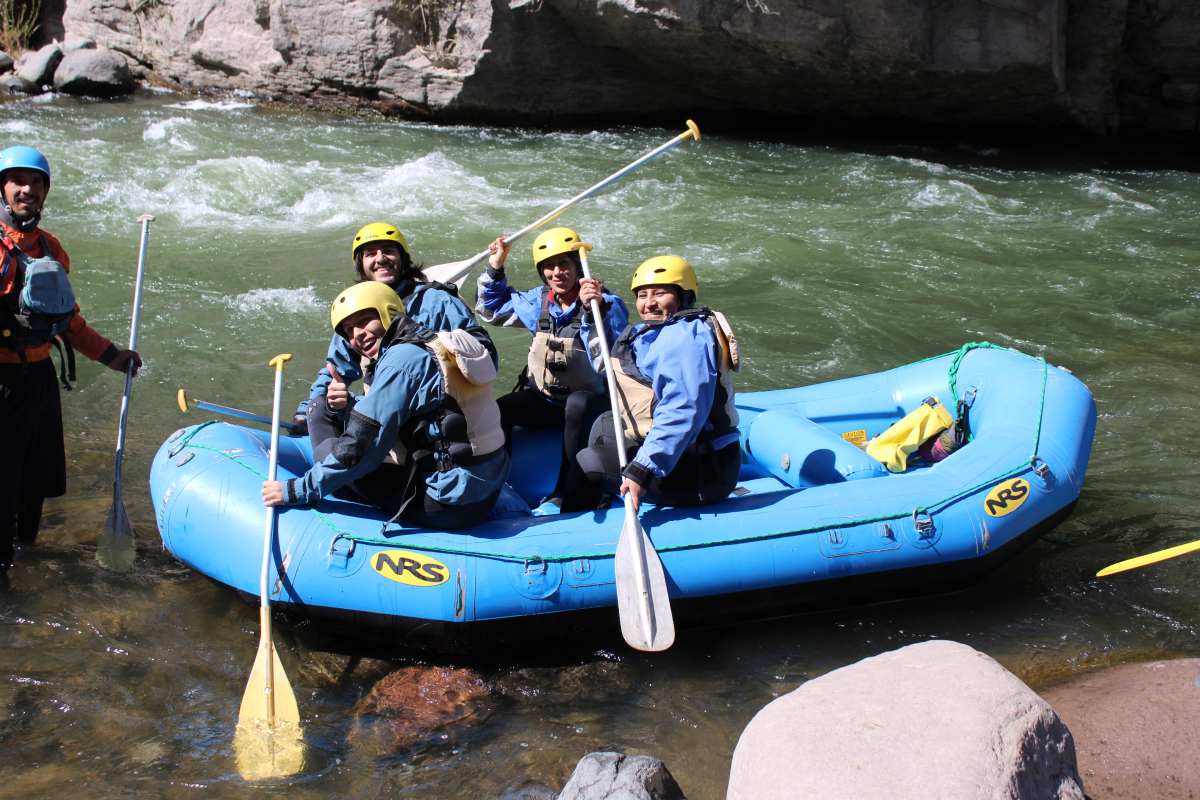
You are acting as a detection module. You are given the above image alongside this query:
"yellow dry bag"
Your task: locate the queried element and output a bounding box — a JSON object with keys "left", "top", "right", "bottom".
{"left": 865, "top": 396, "right": 954, "bottom": 473}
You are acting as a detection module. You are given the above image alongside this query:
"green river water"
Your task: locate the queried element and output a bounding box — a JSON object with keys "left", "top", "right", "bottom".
{"left": 0, "top": 93, "right": 1197, "bottom": 798}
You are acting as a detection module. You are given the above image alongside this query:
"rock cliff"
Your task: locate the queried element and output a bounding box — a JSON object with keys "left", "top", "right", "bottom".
{"left": 58, "top": 0, "right": 1199, "bottom": 140}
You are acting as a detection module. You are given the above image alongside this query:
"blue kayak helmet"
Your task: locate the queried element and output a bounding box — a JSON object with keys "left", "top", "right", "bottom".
{"left": 0, "top": 146, "right": 51, "bottom": 231}
{"left": 0, "top": 145, "right": 51, "bottom": 188}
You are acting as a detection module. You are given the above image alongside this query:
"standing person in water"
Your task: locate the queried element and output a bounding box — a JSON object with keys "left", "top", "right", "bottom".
{"left": 265, "top": 282, "right": 508, "bottom": 529}
{"left": 576, "top": 255, "right": 741, "bottom": 511}
{"left": 295, "top": 222, "right": 495, "bottom": 443}
{"left": 477, "top": 227, "right": 628, "bottom": 512}
{"left": 0, "top": 145, "right": 141, "bottom": 580}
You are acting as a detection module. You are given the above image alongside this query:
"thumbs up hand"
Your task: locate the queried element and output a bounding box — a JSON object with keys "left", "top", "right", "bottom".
{"left": 325, "top": 364, "right": 350, "bottom": 411}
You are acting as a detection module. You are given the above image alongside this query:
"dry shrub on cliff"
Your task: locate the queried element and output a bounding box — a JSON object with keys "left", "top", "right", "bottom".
{"left": 0, "top": 0, "right": 39, "bottom": 55}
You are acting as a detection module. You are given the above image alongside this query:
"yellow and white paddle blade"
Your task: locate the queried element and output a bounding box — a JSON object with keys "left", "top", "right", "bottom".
{"left": 1097, "top": 539, "right": 1200, "bottom": 577}
{"left": 96, "top": 492, "right": 136, "bottom": 573}
{"left": 614, "top": 507, "right": 675, "bottom": 652}
{"left": 235, "top": 642, "right": 303, "bottom": 779}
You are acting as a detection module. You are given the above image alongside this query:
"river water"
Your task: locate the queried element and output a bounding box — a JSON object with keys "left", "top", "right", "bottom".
{"left": 0, "top": 93, "right": 1197, "bottom": 798}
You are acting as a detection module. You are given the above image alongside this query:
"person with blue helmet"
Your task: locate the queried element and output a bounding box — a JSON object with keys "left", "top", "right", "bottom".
{"left": 0, "top": 145, "right": 141, "bottom": 580}
{"left": 297, "top": 222, "right": 496, "bottom": 448}
{"left": 576, "top": 255, "right": 741, "bottom": 511}
{"left": 477, "top": 227, "right": 628, "bottom": 512}
{"left": 264, "top": 282, "right": 508, "bottom": 529}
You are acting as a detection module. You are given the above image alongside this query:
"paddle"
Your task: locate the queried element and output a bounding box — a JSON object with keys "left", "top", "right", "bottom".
{"left": 233, "top": 353, "right": 303, "bottom": 780}
{"left": 424, "top": 120, "right": 701, "bottom": 289}
{"left": 177, "top": 388, "right": 301, "bottom": 433}
{"left": 97, "top": 213, "right": 154, "bottom": 573}
{"left": 1096, "top": 538, "right": 1200, "bottom": 578}
{"left": 574, "top": 243, "right": 675, "bottom": 652}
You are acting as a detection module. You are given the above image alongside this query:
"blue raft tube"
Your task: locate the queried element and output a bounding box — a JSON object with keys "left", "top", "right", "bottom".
{"left": 150, "top": 343, "right": 1096, "bottom": 650}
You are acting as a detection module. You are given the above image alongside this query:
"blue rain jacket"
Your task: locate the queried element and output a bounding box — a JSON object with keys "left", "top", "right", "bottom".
{"left": 299, "top": 282, "right": 481, "bottom": 415}
{"left": 283, "top": 335, "right": 508, "bottom": 507}
{"left": 624, "top": 314, "right": 739, "bottom": 478}
{"left": 476, "top": 267, "right": 628, "bottom": 356}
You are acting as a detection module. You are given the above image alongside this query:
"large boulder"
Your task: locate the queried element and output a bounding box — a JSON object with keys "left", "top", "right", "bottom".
{"left": 1040, "top": 658, "right": 1200, "bottom": 800}
{"left": 52, "top": 47, "right": 133, "bottom": 96}
{"left": 0, "top": 51, "right": 13, "bottom": 72}
{"left": 558, "top": 752, "right": 686, "bottom": 800}
{"left": 728, "top": 640, "right": 1084, "bottom": 800}
{"left": 15, "top": 43, "right": 62, "bottom": 87}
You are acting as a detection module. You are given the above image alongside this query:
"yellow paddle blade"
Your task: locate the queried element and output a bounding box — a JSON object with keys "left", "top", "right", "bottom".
{"left": 234, "top": 717, "right": 304, "bottom": 781}
{"left": 238, "top": 640, "right": 301, "bottom": 726}
{"left": 1097, "top": 539, "right": 1200, "bottom": 577}
{"left": 235, "top": 642, "right": 303, "bottom": 779}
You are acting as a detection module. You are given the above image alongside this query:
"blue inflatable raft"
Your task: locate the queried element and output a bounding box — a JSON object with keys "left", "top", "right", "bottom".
{"left": 150, "top": 343, "right": 1096, "bottom": 649}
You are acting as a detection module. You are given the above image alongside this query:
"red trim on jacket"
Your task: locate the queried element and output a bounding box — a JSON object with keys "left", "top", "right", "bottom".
{"left": 0, "top": 223, "right": 114, "bottom": 364}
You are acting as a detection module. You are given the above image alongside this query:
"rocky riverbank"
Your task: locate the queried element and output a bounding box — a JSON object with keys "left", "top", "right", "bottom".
{"left": 17, "top": 0, "right": 1195, "bottom": 144}
{"left": 307, "top": 642, "right": 1198, "bottom": 798}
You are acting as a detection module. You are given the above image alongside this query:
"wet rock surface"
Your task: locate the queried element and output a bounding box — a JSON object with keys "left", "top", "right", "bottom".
{"left": 348, "top": 665, "right": 490, "bottom": 755}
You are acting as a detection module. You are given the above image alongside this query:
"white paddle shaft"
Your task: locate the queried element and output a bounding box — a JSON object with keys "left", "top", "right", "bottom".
{"left": 577, "top": 246, "right": 657, "bottom": 643}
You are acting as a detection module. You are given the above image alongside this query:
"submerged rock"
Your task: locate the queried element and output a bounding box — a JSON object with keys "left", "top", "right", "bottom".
{"left": 728, "top": 640, "right": 1084, "bottom": 800}
{"left": 348, "top": 665, "right": 489, "bottom": 755}
{"left": 558, "top": 752, "right": 686, "bottom": 800}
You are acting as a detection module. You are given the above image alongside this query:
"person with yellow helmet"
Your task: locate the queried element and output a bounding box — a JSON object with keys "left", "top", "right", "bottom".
{"left": 477, "top": 227, "right": 628, "bottom": 512}
{"left": 295, "top": 221, "right": 496, "bottom": 441}
{"left": 0, "top": 145, "right": 141, "bottom": 579}
{"left": 264, "top": 282, "right": 508, "bottom": 529}
{"left": 575, "top": 255, "right": 741, "bottom": 511}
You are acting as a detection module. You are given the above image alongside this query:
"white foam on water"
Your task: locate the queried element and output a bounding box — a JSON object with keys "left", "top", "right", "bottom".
{"left": 887, "top": 155, "right": 949, "bottom": 175}
{"left": 909, "top": 179, "right": 996, "bottom": 214}
{"left": 224, "top": 286, "right": 323, "bottom": 315}
{"left": 165, "top": 99, "right": 256, "bottom": 111}
{"left": 142, "top": 117, "right": 197, "bottom": 151}
{"left": 289, "top": 151, "right": 498, "bottom": 230}
{"left": 1082, "top": 177, "right": 1157, "bottom": 213}
{"left": 0, "top": 119, "right": 37, "bottom": 135}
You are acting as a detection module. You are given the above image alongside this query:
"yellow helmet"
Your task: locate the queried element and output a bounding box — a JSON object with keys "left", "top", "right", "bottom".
{"left": 531, "top": 226, "right": 581, "bottom": 269}
{"left": 351, "top": 222, "right": 410, "bottom": 261}
{"left": 330, "top": 282, "right": 405, "bottom": 336}
{"left": 630, "top": 255, "right": 698, "bottom": 296}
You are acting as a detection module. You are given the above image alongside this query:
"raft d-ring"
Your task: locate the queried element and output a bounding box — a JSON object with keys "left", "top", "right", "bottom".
{"left": 913, "top": 509, "right": 935, "bottom": 539}
{"left": 329, "top": 534, "right": 356, "bottom": 559}
{"left": 1031, "top": 457, "right": 1051, "bottom": 480}
{"left": 523, "top": 556, "right": 547, "bottom": 576}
